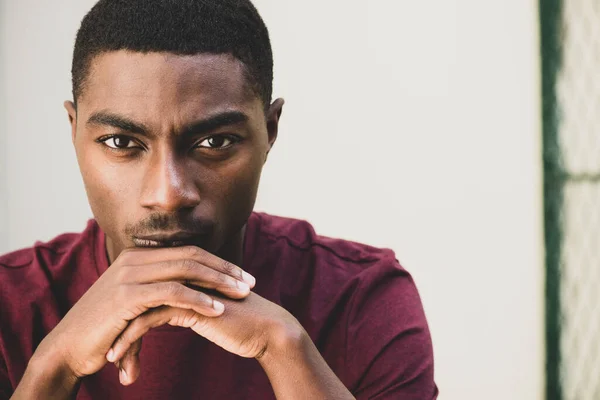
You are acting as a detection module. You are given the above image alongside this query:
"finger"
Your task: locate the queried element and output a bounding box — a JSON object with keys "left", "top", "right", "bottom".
{"left": 126, "top": 259, "right": 251, "bottom": 299}
{"left": 107, "top": 336, "right": 142, "bottom": 362}
{"left": 122, "top": 246, "right": 256, "bottom": 288}
{"left": 131, "top": 282, "right": 225, "bottom": 318}
{"left": 119, "top": 340, "right": 142, "bottom": 386}
{"left": 111, "top": 307, "right": 204, "bottom": 362}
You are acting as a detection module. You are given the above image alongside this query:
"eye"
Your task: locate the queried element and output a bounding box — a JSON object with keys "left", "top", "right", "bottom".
{"left": 196, "top": 135, "right": 236, "bottom": 149}
{"left": 99, "top": 135, "right": 140, "bottom": 149}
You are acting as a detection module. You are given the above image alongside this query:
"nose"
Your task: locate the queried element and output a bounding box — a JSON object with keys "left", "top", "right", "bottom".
{"left": 140, "top": 152, "right": 201, "bottom": 212}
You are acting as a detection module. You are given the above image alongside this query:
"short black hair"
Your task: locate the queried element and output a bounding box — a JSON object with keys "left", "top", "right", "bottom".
{"left": 72, "top": 0, "right": 273, "bottom": 107}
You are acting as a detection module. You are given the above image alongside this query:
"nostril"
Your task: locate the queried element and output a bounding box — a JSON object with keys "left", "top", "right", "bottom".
{"left": 140, "top": 160, "right": 201, "bottom": 211}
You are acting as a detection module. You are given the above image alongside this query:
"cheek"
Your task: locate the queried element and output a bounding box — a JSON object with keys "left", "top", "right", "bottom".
{"left": 211, "top": 150, "right": 264, "bottom": 217}
{"left": 77, "top": 150, "right": 138, "bottom": 226}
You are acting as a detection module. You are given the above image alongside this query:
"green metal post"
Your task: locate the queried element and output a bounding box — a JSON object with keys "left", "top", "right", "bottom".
{"left": 539, "top": 0, "right": 563, "bottom": 399}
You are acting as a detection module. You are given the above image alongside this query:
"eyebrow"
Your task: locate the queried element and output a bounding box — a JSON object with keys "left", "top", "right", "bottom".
{"left": 87, "top": 110, "right": 249, "bottom": 138}
{"left": 181, "top": 111, "right": 248, "bottom": 137}
{"left": 87, "top": 111, "right": 148, "bottom": 134}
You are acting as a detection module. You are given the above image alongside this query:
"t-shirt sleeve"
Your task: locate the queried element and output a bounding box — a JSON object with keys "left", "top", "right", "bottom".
{"left": 346, "top": 260, "right": 438, "bottom": 399}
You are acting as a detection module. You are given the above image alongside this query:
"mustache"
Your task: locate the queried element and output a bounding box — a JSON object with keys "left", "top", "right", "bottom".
{"left": 125, "top": 213, "right": 214, "bottom": 237}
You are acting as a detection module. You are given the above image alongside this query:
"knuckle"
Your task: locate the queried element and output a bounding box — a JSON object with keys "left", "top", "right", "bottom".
{"left": 220, "top": 259, "right": 236, "bottom": 275}
{"left": 173, "top": 309, "right": 198, "bottom": 327}
{"left": 179, "top": 258, "right": 198, "bottom": 273}
{"left": 182, "top": 245, "right": 202, "bottom": 259}
{"left": 114, "top": 265, "right": 132, "bottom": 283}
{"left": 118, "top": 330, "right": 133, "bottom": 346}
{"left": 215, "top": 270, "right": 230, "bottom": 285}
{"left": 164, "top": 282, "right": 183, "bottom": 298}
{"left": 189, "top": 314, "right": 209, "bottom": 333}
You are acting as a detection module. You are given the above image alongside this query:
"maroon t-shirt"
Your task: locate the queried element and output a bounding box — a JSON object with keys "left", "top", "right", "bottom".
{"left": 0, "top": 212, "right": 437, "bottom": 399}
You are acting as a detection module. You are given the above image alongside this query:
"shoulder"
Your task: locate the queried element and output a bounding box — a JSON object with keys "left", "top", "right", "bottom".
{"left": 0, "top": 220, "right": 101, "bottom": 302}
{"left": 0, "top": 219, "right": 100, "bottom": 269}
{"left": 250, "top": 212, "right": 418, "bottom": 321}
{"left": 250, "top": 213, "right": 435, "bottom": 395}
{"left": 250, "top": 212, "right": 398, "bottom": 269}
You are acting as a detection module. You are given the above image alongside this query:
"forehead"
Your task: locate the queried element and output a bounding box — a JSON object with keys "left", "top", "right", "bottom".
{"left": 79, "top": 51, "right": 258, "bottom": 119}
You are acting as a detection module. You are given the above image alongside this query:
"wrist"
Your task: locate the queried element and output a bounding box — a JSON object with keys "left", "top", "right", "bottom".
{"left": 30, "top": 347, "right": 77, "bottom": 380}
{"left": 257, "top": 320, "right": 355, "bottom": 399}
{"left": 14, "top": 345, "right": 80, "bottom": 399}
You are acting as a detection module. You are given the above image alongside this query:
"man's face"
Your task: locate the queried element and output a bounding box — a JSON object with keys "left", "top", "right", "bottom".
{"left": 65, "top": 51, "right": 282, "bottom": 261}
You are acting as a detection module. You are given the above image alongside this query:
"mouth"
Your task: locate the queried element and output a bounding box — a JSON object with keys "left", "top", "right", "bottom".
{"left": 132, "top": 233, "right": 207, "bottom": 248}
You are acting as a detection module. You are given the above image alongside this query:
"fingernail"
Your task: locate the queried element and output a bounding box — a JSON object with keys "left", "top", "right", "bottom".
{"left": 242, "top": 271, "right": 256, "bottom": 287}
{"left": 120, "top": 368, "right": 128, "bottom": 384}
{"left": 213, "top": 300, "right": 225, "bottom": 313}
{"left": 107, "top": 349, "right": 115, "bottom": 362}
{"left": 236, "top": 280, "right": 250, "bottom": 292}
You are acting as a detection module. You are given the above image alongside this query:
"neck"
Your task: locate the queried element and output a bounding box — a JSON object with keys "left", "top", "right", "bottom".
{"left": 218, "top": 224, "right": 247, "bottom": 266}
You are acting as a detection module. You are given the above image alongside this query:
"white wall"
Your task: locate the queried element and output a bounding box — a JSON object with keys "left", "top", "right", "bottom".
{"left": 0, "top": 2, "right": 7, "bottom": 255}
{"left": 1, "top": 0, "right": 96, "bottom": 250}
{"left": 0, "top": 1, "right": 544, "bottom": 399}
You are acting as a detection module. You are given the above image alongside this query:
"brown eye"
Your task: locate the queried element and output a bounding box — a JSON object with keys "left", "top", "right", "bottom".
{"left": 101, "top": 135, "right": 138, "bottom": 149}
{"left": 197, "top": 136, "right": 234, "bottom": 149}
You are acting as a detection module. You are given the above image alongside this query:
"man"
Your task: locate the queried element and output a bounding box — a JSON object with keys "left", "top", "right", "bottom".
{"left": 0, "top": 0, "right": 437, "bottom": 398}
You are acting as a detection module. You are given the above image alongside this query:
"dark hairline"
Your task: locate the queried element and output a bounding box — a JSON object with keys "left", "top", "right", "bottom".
{"left": 73, "top": 50, "right": 267, "bottom": 110}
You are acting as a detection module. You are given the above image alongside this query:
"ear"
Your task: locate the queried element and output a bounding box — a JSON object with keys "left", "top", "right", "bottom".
{"left": 64, "top": 100, "right": 78, "bottom": 144}
{"left": 265, "top": 98, "right": 284, "bottom": 160}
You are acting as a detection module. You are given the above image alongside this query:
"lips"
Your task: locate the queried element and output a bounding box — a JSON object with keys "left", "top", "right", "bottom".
{"left": 132, "top": 233, "right": 206, "bottom": 248}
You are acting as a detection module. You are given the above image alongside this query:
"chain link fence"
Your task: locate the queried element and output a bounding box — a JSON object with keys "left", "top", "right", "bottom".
{"left": 541, "top": 1, "right": 600, "bottom": 399}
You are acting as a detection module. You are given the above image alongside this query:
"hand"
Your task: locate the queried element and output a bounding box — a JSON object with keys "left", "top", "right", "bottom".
{"left": 32, "top": 246, "right": 256, "bottom": 383}
{"left": 109, "top": 292, "right": 306, "bottom": 385}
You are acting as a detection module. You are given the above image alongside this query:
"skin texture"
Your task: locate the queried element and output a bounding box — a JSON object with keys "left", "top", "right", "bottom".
{"left": 67, "top": 51, "right": 281, "bottom": 265}
{"left": 11, "top": 51, "right": 354, "bottom": 400}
